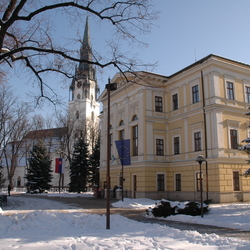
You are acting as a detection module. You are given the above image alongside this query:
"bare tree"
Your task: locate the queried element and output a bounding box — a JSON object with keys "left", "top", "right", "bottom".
{"left": 0, "top": 85, "right": 33, "bottom": 186}
{"left": 0, "top": 0, "right": 158, "bottom": 104}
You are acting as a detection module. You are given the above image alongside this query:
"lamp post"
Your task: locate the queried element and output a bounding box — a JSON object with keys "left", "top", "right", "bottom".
{"left": 196, "top": 155, "right": 205, "bottom": 218}
{"left": 105, "top": 78, "right": 117, "bottom": 229}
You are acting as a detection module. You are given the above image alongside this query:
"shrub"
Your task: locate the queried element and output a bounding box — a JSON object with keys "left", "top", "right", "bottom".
{"left": 177, "top": 201, "right": 210, "bottom": 216}
{"left": 151, "top": 201, "right": 176, "bottom": 218}
{"left": 147, "top": 199, "right": 210, "bottom": 218}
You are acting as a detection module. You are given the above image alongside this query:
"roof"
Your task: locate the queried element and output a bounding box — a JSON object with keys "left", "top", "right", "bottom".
{"left": 24, "top": 127, "right": 67, "bottom": 140}
{"left": 168, "top": 54, "right": 250, "bottom": 78}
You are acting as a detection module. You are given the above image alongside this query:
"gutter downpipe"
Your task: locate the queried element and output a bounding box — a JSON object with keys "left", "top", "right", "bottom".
{"left": 201, "top": 71, "right": 209, "bottom": 201}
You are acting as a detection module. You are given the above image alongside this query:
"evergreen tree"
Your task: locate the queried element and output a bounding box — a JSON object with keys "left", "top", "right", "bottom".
{"left": 26, "top": 140, "right": 53, "bottom": 193}
{"left": 0, "top": 161, "right": 6, "bottom": 188}
{"left": 69, "top": 137, "right": 90, "bottom": 193}
{"left": 239, "top": 108, "right": 250, "bottom": 177}
{"left": 89, "top": 136, "right": 100, "bottom": 187}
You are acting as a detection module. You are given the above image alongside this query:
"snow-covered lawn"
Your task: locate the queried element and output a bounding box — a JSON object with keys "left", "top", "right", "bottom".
{"left": 0, "top": 192, "right": 250, "bottom": 249}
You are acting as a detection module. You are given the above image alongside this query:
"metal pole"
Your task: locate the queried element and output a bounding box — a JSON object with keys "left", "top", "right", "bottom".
{"left": 106, "top": 78, "right": 111, "bottom": 229}
{"left": 200, "top": 162, "right": 204, "bottom": 218}
{"left": 121, "top": 163, "right": 124, "bottom": 201}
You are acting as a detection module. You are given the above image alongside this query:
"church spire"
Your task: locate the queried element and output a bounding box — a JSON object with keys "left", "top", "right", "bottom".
{"left": 81, "top": 16, "right": 92, "bottom": 63}
{"left": 76, "top": 16, "right": 95, "bottom": 80}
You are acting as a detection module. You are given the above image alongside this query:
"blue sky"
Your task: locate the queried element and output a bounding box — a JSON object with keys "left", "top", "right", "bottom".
{"left": 7, "top": 0, "right": 250, "bottom": 116}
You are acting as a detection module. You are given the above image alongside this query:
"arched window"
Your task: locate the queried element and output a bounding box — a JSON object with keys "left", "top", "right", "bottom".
{"left": 119, "top": 120, "right": 125, "bottom": 126}
{"left": 132, "top": 115, "right": 138, "bottom": 121}
{"left": 76, "top": 110, "right": 79, "bottom": 119}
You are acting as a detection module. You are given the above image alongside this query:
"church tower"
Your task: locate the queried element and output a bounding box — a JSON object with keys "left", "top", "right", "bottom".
{"left": 69, "top": 17, "right": 100, "bottom": 139}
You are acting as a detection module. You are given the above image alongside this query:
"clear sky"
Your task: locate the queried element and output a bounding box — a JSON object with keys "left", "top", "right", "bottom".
{"left": 7, "top": 0, "right": 250, "bottom": 117}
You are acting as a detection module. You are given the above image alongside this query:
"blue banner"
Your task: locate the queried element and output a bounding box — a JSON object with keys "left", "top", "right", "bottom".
{"left": 115, "top": 139, "right": 131, "bottom": 165}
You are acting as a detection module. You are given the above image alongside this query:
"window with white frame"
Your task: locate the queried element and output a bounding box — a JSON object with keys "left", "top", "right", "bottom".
{"left": 156, "top": 139, "right": 164, "bottom": 156}
{"left": 132, "top": 125, "right": 138, "bottom": 156}
{"left": 227, "top": 81, "right": 234, "bottom": 100}
{"left": 233, "top": 171, "right": 240, "bottom": 191}
{"left": 175, "top": 173, "right": 181, "bottom": 191}
{"left": 119, "top": 130, "right": 125, "bottom": 140}
{"left": 194, "top": 131, "right": 201, "bottom": 151}
{"left": 230, "top": 129, "right": 238, "bottom": 149}
{"left": 157, "top": 173, "right": 165, "bottom": 191}
{"left": 155, "top": 96, "right": 163, "bottom": 112}
{"left": 192, "top": 85, "right": 199, "bottom": 103}
{"left": 246, "top": 86, "right": 250, "bottom": 103}
{"left": 172, "top": 93, "right": 178, "bottom": 110}
{"left": 174, "top": 136, "right": 180, "bottom": 155}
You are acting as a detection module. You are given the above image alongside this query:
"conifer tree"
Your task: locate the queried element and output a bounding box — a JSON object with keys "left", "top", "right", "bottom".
{"left": 26, "top": 140, "right": 53, "bottom": 193}
{"left": 69, "top": 137, "right": 90, "bottom": 193}
{"left": 0, "top": 162, "right": 6, "bottom": 188}
{"left": 239, "top": 108, "right": 250, "bottom": 177}
{"left": 89, "top": 136, "right": 100, "bottom": 187}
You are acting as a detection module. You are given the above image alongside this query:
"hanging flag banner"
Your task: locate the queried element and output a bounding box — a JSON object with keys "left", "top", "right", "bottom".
{"left": 115, "top": 139, "right": 131, "bottom": 166}
{"left": 55, "top": 158, "right": 65, "bottom": 173}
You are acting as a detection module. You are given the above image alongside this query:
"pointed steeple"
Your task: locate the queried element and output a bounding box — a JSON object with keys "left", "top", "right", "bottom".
{"left": 69, "top": 16, "right": 99, "bottom": 102}
{"left": 76, "top": 16, "right": 95, "bottom": 80}
{"left": 80, "top": 16, "right": 92, "bottom": 63}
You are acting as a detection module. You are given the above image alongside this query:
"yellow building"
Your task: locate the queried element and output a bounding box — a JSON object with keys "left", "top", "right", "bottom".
{"left": 98, "top": 54, "right": 250, "bottom": 203}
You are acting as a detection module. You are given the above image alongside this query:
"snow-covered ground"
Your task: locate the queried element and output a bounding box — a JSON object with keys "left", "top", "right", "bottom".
{"left": 0, "top": 191, "right": 250, "bottom": 250}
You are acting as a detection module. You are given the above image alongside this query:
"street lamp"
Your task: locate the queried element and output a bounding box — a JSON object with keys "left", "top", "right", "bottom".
{"left": 196, "top": 155, "right": 205, "bottom": 218}
{"left": 105, "top": 78, "right": 117, "bottom": 229}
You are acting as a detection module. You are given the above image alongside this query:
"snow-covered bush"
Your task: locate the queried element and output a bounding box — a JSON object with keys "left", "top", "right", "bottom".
{"left": 146, "top": 199, "right": 210, "bottom": 218}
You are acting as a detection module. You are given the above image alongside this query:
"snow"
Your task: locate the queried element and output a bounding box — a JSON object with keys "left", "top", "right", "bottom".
{"left": 0, "top": 192, "right": 250, "bottom": 249}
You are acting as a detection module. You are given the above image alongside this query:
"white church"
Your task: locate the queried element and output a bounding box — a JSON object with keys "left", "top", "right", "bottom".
{"left": 2, "top": 17, "right": 100, "bottom": 190}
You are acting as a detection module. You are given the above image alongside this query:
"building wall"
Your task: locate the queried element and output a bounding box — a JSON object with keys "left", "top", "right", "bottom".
{"left": 99, "top": 55, "right": 250, "bottom": 203}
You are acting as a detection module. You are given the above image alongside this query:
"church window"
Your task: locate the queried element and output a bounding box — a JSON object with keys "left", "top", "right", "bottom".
{"left": 119, "top": 120, "right": 124, "bottom": 126}
{"left": 132, "top": 115, "right": 138, "bottom": 121}
{"left": 91, "top": 95, "right": 93, "bottom": 107}
{"left": 77, "top": 93, "right": 81, "bottom": 99}
{"left": 77, "top": 82, "right": 82, "bottom": 88}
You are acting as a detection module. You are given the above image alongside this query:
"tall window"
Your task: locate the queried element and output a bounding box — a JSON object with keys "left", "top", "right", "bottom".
{"left": 157, "top": 174, "right": 165, "bottom": 191}
{"left": 174, "top": 137, "right": 180, "bottom": 155}
{"left": 227, "top": 82, "right": 234, "bottom": 100}
{"left": 192, "top": 85, "right": 199, "bottom": 103}
{"left": 230, "top": 129, "right": 238, "bottom": 149}
{"left": 155, "top": 96, "right": 163, "bottom": 112}
{"left": 172, "top": 93, "right": 178, "bottom": 110}
{"left": 233, "top": 171, "right": 240, "bottom": 191}
{"left": 246, "top": 86, "right": 250, "bottom": 103}
{"left": 156, "top": 139, "right": 164, "bottom": 156}
{"left": 175, "top": 174, "right": 181, "bottom": 191}
{"left": 196, "top": 172, "right": 203, "bottom": 191}
{"left": 119, "top": 130, "right": 125, "bottom": 140}
{"left": 132, "top": 125, "right": 138, "bottom": 156}
{"left": 76, "top": 110, "right": 79, "bottom": 119}
{"left": 194, "top": 132, "right": 201, "bottom": 151}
